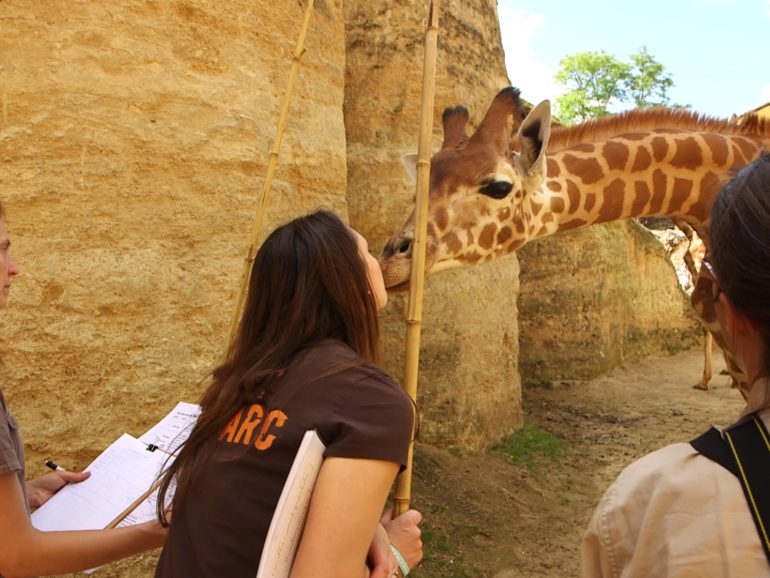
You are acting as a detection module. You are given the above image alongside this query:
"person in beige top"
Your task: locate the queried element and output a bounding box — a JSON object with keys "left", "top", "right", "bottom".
{"left": 581, "top": 154, "right": 770, "bottom": 578}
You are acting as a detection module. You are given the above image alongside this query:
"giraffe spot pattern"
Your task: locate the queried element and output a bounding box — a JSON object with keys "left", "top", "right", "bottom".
{"left": 668, "top": 177, "right": 693, "bottom": 214}
{"left": 531, "top": 202, "right": 542, "bottom": 217}
{"left": 671, "top": 138, "right": 703, "bottom": 169}
{"left": 603, "top": 141, "right": 629, "bottom": 171}
{"left": 631, "top": 147, "right": 652, "bottom": 172}
{"left": 566, "top": 180, "right": 581, "bottom": 213}
{"left": 547, "top": 158, "right": 561, "bottom": 177}
{"left": 441, "top": 232, "right": 462, "bottom": 255}
{"left": 549, "top": 196, "right": 565, "bottom": 213}
{"left": 650, "top": 136, "right": 669, "bottom": 163}
{"left": 584, "top": 192, "right": 597, "bottom": 212}
{"left": 688, "top": 171, "right": 721, "bottom": 222}
{"left": 703, "top": 134, "right": 728, "bottom": 165}
{"left": 458, "top": 251, "right": 483, "bottom": 265}
{"left": 497, "top": 207, "right": 511, "bottom": 222}
{"left": 563, "top": 154, "right": 603, "bottom": 185}
{"left": 649, "top": 169, "right": 667, "bottom": 214}
{"left": 631, "top": 181, "right": 652, "bottom": 216}
{"left": 621, "top": 132, "right": 648, "bottom": 141}
{"left": 479, "top": 222, "right": 498, "bottom": 250}
{"left": 497, "top": 226, "right": 513, "bottom": 245}
{"left": 730, "top": 142, "right": 747, "bottom": 167}
{"left": 434, "top": 207, "right": 449, "bottom": 233}
{"left": 600, "top": 178, "right": 626, "bottom": 221}
{"left": 547, "top": 180, "right": 563, "bottom": 192}
{"left": 735, "top": 137, "right": 761, "bottom": 166}
{"left": 560, "top": 218, "right": 588, "bottom": 231}
{"left": 571, "top": 143, "right": 595, "bottom": 153}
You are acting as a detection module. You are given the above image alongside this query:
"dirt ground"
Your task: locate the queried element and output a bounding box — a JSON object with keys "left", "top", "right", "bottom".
{"left": 409, "top": 348, "right": 745, "bottom": 578}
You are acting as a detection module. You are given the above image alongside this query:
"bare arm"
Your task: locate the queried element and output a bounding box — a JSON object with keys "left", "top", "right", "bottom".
{"left": 289, "top": 457, "right": 399, "bottom": 578}
{"left": 0, "top": 472, "right": 166, "bottom": 578}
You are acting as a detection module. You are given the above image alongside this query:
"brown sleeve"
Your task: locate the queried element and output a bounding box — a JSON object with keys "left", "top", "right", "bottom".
{"left": 321, "top": 371, "right": 414, "bottom": 471}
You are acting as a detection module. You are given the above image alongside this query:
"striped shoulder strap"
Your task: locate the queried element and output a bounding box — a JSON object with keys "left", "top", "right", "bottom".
{"left": 691, "top": 413, "right": 770, "bottom": 564}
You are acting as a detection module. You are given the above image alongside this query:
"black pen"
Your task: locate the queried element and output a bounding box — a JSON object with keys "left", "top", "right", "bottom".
{"left": 44, "top": 458, "right": 65, "bottom": 472}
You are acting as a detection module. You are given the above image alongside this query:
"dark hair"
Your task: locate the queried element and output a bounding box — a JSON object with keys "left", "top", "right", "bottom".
{"left": 709, "top": 154, "right": 770, "bottom": 375}
{"left": 157, "top": 210, "right": 382, "bottom": 522}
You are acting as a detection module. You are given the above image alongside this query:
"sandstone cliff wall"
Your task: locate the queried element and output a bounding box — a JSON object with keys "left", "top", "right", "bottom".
{"left": 517, "top": 222, "right": 701, "bottom": 385}
{"left": 1, "top": 2, "right": 347, "bottom": 575}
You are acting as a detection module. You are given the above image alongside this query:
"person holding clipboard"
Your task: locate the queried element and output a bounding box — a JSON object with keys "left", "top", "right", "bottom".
{"left": 154, "top": 210, "right": 423, "bottom": 578}
{"left": 0, "top": 199, "right": 168, "bottom": 577}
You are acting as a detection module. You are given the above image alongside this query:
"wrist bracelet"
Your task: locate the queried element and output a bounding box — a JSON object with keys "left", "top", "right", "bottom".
{"left": 390, "top": 543, "right": 410, "bottom": 577}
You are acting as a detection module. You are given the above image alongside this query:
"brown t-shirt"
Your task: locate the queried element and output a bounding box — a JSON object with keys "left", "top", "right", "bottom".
{"left": 0, "top": 387, "right": 26, "bottom": 504}
{"left": 155, "top": 339, "right": 414, "bottom": 578}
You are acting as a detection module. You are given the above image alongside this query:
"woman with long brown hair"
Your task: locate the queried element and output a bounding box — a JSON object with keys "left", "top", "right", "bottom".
{"left": 154, "top": 210, "right": 421, "bottom": 578}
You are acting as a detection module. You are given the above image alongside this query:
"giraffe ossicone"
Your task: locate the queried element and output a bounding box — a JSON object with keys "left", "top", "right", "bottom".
{"left": 379, "top": 87, "right": 770, "bottom": 397}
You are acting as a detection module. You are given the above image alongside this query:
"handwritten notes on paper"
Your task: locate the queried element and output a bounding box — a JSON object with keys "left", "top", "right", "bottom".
{"left": 30, "top": 401, "right": 201, "bottom": 532}
{"left": 139, "top": 401, "right": 201, "bottom": 454}
{"left": 31, "top": 433, "right": 168, "bottom": 531}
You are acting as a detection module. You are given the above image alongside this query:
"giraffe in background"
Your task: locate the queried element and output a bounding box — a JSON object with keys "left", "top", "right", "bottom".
{"left": 379, "top": 87, "right": 770, "bottom": 398}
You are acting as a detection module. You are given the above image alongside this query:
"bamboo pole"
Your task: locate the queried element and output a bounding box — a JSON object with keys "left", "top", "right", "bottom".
{"left": 226, "top": 0, "right": 315, "bottom": 351}
{"left": 393, "top": 0, "right": 439, "bottom": 517}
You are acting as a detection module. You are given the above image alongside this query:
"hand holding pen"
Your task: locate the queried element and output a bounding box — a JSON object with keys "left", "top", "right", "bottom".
{"left": 44, "top": 458, "right": 65, "bottom": 472}
{"left": 26, "top": 459, "right": 91, "bottom": 509}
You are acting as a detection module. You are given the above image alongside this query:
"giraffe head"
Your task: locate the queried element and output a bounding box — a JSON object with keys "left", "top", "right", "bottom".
{"left": 379, "top": 87, "right": 552, "bottom": 290}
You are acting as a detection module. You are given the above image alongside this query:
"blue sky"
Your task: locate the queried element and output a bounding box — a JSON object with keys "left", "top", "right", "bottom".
{"left": 498, "top": 0, "right": 770, "bottom": 119}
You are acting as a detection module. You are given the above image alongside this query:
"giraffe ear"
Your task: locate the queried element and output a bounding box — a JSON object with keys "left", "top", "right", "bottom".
{"left": 517, "top": 100, "right": 551, "bottom": 176}
{"left": 401, "top": 153, "right": 418, "bottom": 183}
{"left": 441, "top": 105, "right": 469, "bottom": 150}
{"left": 470, "top": 87, "right": 522, "bottom": 152}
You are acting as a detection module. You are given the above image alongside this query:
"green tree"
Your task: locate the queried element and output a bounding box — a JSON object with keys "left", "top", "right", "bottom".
{"left": 554, "top": 51, "right": 630, "bottom": 124}
{"left": 554, "top": 47, "right": 676, "bottom": 125}
{"left": 626, "top": 46, "right": 674, "bottom": 107}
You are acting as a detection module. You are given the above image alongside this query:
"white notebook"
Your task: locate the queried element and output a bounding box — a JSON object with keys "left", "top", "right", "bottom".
{"left": 256, "top": 429, "right": 326, "bottom": 578}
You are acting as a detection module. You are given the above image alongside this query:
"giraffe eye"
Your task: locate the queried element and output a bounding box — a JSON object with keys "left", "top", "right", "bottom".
{"left": 479, "top": 181, "right": 513, "bottom": 199}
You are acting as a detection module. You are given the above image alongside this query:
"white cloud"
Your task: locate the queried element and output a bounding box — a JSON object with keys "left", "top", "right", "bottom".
{"left": 497, "top": 2, "right": 564, "bottom": 105}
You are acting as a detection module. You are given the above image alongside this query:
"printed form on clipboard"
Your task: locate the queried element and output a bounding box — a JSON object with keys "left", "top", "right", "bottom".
{"left": 30, "top": 401, "right": 201, "bottom": 533}
{"left": 256, "top": 429, "right": 326, "bottom": 578}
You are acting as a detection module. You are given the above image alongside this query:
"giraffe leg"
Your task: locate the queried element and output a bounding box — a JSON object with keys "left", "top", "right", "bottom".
{"left": 674, "top": 220, "right": 712, "bottom": 392}
{"left": 692, "top": 329, "right": 711, "bottom": 391}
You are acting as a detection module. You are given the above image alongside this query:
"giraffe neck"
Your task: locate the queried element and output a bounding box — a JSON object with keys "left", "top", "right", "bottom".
{"left": 525, "top": 130, "right": 768, "bottom": 242}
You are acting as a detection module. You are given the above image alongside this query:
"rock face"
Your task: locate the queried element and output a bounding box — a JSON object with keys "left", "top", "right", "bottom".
{"left": 0, "top": 9, "right": 701, "bottom": 576}
{"left": 517, "top": 222, "right": 701, "bottom": 385}
{"left": 0, "top": 0, "right": 348, "bottom": 493}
